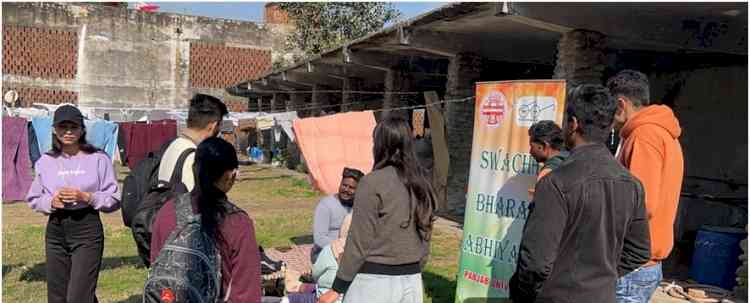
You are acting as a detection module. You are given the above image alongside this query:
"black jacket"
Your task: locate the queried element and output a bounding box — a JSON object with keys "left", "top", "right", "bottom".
{"left": 510, "top": 143, "right": 651, "bottom": 303}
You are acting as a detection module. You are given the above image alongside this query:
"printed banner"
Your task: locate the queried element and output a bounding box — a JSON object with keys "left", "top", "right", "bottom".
{"left": 455, "top": 80, "right": 566, "bottom": 302}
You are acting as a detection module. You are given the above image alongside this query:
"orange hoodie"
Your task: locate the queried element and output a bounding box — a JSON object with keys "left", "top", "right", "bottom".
{"left": 619, "top": 105, "right": 684, "bottom": 265}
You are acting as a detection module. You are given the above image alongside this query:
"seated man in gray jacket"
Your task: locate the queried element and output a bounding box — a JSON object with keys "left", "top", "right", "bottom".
{"left": 311, "top": 167, "right": 364, "bottom": 263}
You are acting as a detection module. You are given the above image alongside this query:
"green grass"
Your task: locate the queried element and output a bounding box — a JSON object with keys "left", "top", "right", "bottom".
{"left": 2, "top": 166, "right": 461, "bottom": 303}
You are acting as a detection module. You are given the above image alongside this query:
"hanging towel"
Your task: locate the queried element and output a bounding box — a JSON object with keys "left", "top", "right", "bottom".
{"left": 412, "top": 109, "right": 426, "bottom": 137}
{"left": 274, "top": 111, "right": 299, "bottom": 141}
{"left": 292, "top": 111, "right": 376, "bottom": 195}
{"left": 28, "top": 121, "right": 42, "bottom": 164}
{"left": 119, "top": 120, "right": 177, "bottom": 169}
{"left": 31, "top": 116, "right": 53, "bottom": 155}
{"left": 256, "top": 116, "right": 275, "bottom": 130}
{"left": 85, "top": 119, "right": 119, "bottom": 160}
{"left": 3, "top": 116, "right": 33, "bottom": 202}
{"left": 425, "top": 93, "right": 449, "bottom": 211}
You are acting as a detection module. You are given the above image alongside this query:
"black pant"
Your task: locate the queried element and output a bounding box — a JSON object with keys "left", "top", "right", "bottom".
{"left": 46, "top": 208, "right": 104, "bottom": 303}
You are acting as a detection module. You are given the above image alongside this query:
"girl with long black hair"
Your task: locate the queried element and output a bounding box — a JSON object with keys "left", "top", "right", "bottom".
{"left": 27, "top": 105, "right": 120, "bottom": 303}
{"left": 150, "top": 137, "right": 262, "bottom": 302}
{"left": 320, "top": 115, "right": 437, "bottom": 303}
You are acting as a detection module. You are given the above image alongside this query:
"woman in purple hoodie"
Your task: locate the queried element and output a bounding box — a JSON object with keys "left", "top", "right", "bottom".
{"left": 26, "top": 105, "right": 120, "bottom": 303}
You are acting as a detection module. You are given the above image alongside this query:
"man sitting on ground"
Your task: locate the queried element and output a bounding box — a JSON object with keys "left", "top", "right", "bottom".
{"left": 311, "top": 167, "right": 364, "bottom": 263}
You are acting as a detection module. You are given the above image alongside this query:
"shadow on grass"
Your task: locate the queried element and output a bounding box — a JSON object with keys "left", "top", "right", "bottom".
{"left": 290, "top": 234, "right": 313, "bottom": 245}
{"left": 3, "top": 263, "right": 20, "bottom": 278}
{"left": 114, "top": 294, "right": 142, "bottom": 303}
{"left": 20, "top": 255, "right": 145, "bottom": 282}
{"left": 423, "top": 270, "right": 457, "bottom": 303}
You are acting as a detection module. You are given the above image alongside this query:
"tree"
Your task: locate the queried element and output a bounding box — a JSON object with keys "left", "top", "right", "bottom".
{"left": 278, "top": 2, "right": 401, "bottom": 61}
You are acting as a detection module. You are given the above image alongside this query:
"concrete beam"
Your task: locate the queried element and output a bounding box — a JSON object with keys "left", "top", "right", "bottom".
{"left": 337, "top": 47, "right": 400, "bottom": 72}
{"left": 504, "top": 2, "right": 748, "bottom": 55}
{"left": 293, "top": 62, "right": 347, "bottom": 80}
{"left": 392, "top": 27, "right": 463, "bottom": 57}
{"left": 247, "top": 80, "right": 289, "bottom": 94}
{"left": 267, "top": 74, "right": 314, "bottom": 91}
{"left": 280, "top": 70, "right": 343, "bottom": 88}
{"left": 300, "top": 62, "right": 385, "bottom": 84}
{"left": 265, "top": 77, "right": 310, "bottom": 91}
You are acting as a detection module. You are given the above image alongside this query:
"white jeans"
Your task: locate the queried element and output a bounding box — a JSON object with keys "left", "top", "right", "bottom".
{"left": 343, "top": 273, "right": 423, "bottom": 303}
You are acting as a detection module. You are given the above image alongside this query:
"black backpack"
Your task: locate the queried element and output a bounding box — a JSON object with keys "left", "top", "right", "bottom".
{"left": 128, "top": 144, "right": 195, "bottom": 267}
{"left": 143, "top": 192, "right": 222, "bottom": 303}
{"left": 121, "top": 140, "right": 174, "bottom": 227}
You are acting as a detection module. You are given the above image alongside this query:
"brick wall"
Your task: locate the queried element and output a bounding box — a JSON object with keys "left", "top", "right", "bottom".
{"left": 2, "top": 86, "right": 78, "bottom": 106}
{"left": 2, "top": 26, "right": 78, "bottom": 79}
{"left": 264, "top": 3, "right": 290, "bottom": 25}
{"left": 189, "top": 42, "right": 271, "bottom": 89}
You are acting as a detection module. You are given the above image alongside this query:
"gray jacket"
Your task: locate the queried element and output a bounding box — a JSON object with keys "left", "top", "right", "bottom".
{"left": 332, "top": 166, "right": 431, "bottom": 293}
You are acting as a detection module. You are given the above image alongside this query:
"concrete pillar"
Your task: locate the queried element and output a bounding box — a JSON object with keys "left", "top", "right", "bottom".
{"left": 445, "top": 52, "right": 483, "bottom": 216}
{"left": 383, "top": 69, "right": 412, "bottom": 120}
{"left": 288, "top": 92, "right": 306, "bottom": 117}
{"left": 272, "top": 93, "right": 288, "bottom": 112}
{"left": 257, "top": 97, "right": 264, "bottom": 113}
{"left": 342, "top": 77, "right": 362, "bottom": 112}
{"left": 271, "top": 93, "right": 278, "bottom": 112}
{"left": 248, "top": 96, "right": 259, "bottom": 112}
{"left": 554, "top": 29, "right": 607, "bottom": 89}
{"left": 311, "top": 84, "right": 322, "bottom": 117}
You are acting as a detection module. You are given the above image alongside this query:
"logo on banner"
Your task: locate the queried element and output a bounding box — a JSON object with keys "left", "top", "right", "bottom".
{"left": 515, "top": 96, "right": 557, "bottom": 127}
{"left": 480, "top": 91, "right": 508, "bottom": 128}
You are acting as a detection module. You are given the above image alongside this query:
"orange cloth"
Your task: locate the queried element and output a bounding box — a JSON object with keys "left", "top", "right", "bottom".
{"left": 618, "top": 105, "right": 684, "bottom": 264}
{"left": 292, "top": 111, "right": 375, "bottom": 195}
{"left": 412, "top": 109, "right": 425, "bottom": 137}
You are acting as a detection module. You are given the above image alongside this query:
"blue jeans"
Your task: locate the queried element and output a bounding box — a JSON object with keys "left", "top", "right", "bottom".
{"left": 616, "top": 262, "right": 662, "bottom": 303}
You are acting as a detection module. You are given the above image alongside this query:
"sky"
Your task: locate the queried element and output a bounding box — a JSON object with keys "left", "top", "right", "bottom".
{"left": 131, "top": 2, "right": 447, "bottom": 23}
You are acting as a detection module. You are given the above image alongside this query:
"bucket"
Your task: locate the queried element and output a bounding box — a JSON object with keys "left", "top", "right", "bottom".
{"left": 689, "top": 225, "right": 747, "bottom": 289}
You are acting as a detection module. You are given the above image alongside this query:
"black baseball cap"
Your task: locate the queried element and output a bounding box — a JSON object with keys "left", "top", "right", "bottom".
{"left": 53, "top": 105, "right": 84, "bottom": 126}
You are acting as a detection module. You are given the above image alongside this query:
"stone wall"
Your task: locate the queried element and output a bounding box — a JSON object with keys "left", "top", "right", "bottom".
{"left": 1, "top": 2, "right": 288, "bottom": 112}
{"left": 649, "top": 66, "right": 748, "bottom": 241}
{"left": 444, "top": 52, "right": 483, "bottom": 215}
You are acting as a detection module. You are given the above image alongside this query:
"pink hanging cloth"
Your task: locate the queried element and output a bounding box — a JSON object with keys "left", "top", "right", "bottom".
{"left": 292, "top": 111, "right": 376, "bottom": 195}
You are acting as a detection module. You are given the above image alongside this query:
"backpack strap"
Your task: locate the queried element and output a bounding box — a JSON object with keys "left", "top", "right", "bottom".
{"left": 168, "top": 147, "right": 196, "bottom": 186}
{"left": 175, "top": 192, "right": 193, "bottom": 227}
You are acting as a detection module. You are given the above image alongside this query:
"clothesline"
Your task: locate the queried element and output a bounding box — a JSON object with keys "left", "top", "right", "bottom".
{"left": 16, "top": 95, "right": 474, "bottom": 121}
{"left": 5, "top": 83, "right": 423, "bottom": 95}
{"left": 372, "top": 96, "right": 473, "bottom": 113}
{"left": 246, "top": 89, "right": 423, "bottom": 95}
{"left": 259, "top": 96, "right": 474, "bottom": 114}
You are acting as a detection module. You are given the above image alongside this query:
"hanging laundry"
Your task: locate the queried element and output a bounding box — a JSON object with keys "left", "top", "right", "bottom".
{"left": 117, "top": 121, "right": 129, "bottom": 164}
{"left": 14, "top": 107, "right": 50, "bottom": 120}
{"left": 425, "top": 92, "right": 449, "bottom": 211}
{"left": 31, "top": 116, "right": 53, "bottom": 155}
{"left": 118, "top": 119, "right": 177, "bottom": 169}
{"left": 413, "top": 109, "right": 426, "bottom": 137}
{"left": 3, "top": 116, "right": 33, "bottom": 202}
{"left": 273, "top": 126, "right": 282, "bottom": 143}
{"left": 28, "top": 121, "right": 42, "bottom": 164}
{"left": 85, "top": 119, "right": 119, "bottom": 160}
{"left": 273, "top": 111, "right": 299, "bottom": 141}
{"left": 256, "top": 116, "right": 275, "bottom": 130}
{"left": 150, "top": 119, "right": 177, "bottom": 152}
{"left": 292, "top": 111, "right": 376, "bottom": 195}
